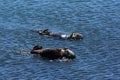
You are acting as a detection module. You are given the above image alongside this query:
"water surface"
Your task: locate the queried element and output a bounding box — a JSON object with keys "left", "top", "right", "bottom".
{"left": 0, "top": 0, "right": 120, "bottom": 80}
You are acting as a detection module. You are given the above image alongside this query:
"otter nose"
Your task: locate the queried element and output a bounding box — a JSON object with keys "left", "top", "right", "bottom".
{"left": 72, "top": 55, "right": 76, "bottom": 59}
{"left": 69, "top": 54, "right": 76, "bottom": 59}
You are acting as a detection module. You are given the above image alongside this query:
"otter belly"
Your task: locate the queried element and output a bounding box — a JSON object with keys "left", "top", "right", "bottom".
{"left": 61, "top": 34, "right": 69, "bottom": 38}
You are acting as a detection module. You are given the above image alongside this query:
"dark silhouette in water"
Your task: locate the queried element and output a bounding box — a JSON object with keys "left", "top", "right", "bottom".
{"left": 32, "top": 29, "right": 83, "bottom": 40}
{"left": 30, "top": 45, "right": 76, "bottom": 60}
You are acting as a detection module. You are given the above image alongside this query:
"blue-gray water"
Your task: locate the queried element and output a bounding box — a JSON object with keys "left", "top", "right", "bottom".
{"left": 0, "top": 0, "right": 120, "bottom": 80}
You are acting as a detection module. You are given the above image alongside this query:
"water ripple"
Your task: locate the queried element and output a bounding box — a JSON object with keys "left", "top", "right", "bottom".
{"left": 0, "top": 0, "right": 120, "bottom": 80}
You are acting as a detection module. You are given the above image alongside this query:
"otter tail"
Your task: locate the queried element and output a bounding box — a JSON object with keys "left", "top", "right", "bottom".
{"left": 15, "top": 50, "right": 30, "bottom": 54}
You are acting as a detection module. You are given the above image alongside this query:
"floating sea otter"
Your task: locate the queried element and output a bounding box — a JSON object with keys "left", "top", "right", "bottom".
{"left": 32, "top": 29, "right": 83, "bottom": 40}
{"left": 30, "top": 45, "right": 76, "bottom": 60}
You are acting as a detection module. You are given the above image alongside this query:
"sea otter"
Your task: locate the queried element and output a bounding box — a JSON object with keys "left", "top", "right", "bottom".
{"left": 32, "top": 29, "right": 83, "bottom": 40}
{"left": 30, "top": 45, "right": 76, "bottom": 60}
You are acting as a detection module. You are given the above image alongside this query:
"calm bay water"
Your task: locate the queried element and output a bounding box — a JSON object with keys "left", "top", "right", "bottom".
{"left": 0, "top": 0, "right": 120, "bottom": 80}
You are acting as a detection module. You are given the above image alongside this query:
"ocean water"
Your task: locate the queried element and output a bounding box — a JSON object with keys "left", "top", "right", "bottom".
{"left": 0, "top": 0, "right": 120, "bottom": 80}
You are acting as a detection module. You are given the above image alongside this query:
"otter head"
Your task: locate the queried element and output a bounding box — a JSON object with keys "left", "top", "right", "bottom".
{"left": 76, "top": 33, "right": 83, "bottom": 39}
{"left": 62, "top": 48, "right": 76, "bottom": 59}
{"left": 69, "top": 33, "right": 83, "bottom": 40}
{"left": 33, "top": 45, "right": 42, "bottom": 50}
